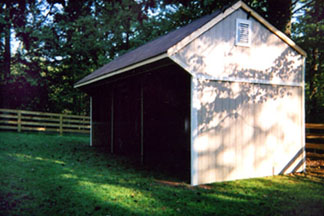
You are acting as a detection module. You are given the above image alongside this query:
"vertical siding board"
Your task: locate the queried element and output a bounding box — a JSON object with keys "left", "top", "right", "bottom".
{"left": 219, "top": 81, "right": 225, "bottom": 182}
{"left": 255, "top": 84, "right": 260, "bottom": 174}
{"left": 233, "top": 85, "right": 237, "bottom": 180}
{"left": 225, "top": 84, "right": 230, "bottom": 181}
{"left": 236, "top": 83, "right": 242, "bottom": 179}
{"left": 253, "top": 84, "right": 259, "bottom": 174}
{"left": 251, "top": 84, "right": 256, "bottom": 176}
{"left": 248, "top": 84, "right": 254, "bottom": 174}
{"left": 260, "top": 84, "right": 267, "bottom": 175}
{"left": 230, "top": 84, "right": 236, "bottom": 179}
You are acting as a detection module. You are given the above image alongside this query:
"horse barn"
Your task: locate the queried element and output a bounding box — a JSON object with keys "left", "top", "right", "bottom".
{"left": 75, "top": 1, "right": 306, "bottom": 185}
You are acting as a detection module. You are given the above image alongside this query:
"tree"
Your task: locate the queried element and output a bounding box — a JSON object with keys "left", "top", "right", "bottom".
{"left": 292, "top": 0, "right": 324, "bottom": 122}
{"left": 0, "top": 0, "right": 64, "bottom": 111}
{"left": 1, "top": 0, "right": 321, "bottom": 118}
{"left": 0, "top": 0, "right": 29, "bottom": 78}
{"left": 42, "top": 0, "right": 155, "bottom": 114}
{"left": 156, "top": 0, "right": 293, "bottom": 34}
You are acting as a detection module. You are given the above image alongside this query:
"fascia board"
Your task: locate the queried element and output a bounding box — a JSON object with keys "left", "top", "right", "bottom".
{"left": 74, "top": 53, "right": 168, "bottom": 88}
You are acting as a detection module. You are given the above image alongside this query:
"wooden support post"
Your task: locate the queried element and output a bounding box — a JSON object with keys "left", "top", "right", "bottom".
{"left": 90, "top": 97, "right": 93, "bottom": 147}
{"left": 140, "top": 81, "right": 144, "bottom": 164}
{"left": 111, "top": 90, "right": 114, "bottom": 154}
{"left": 59, "top": 115, "right": 63, "bottom": 135}
{"left": 302, "top": 56, "right": 306, "bottom": 171}
{"left": 190, "top": 77, "right": 199, "bottom": 186}
{"left": 17, "top": 111, "right": 21, "bottom": 132}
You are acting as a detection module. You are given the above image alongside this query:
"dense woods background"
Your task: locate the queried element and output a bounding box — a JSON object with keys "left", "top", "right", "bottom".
{"left": 0, "top": 0, "right": 323, "bottom": 122}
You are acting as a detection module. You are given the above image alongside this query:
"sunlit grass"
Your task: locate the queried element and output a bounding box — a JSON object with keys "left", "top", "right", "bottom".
{"left": 0, "top": 131, "right": 324, "bottom": 216}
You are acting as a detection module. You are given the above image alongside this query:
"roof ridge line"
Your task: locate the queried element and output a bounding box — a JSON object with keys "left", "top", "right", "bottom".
{"left": 167, "top": 1, "right": 242, "bottom": 56}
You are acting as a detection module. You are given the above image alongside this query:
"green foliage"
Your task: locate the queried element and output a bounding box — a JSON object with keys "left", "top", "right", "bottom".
{"left": 1, "top": 132, "right": 324, "bottom": 215}
{"left": 292, "top": 0, "right": 324, "bottom": 122}
{"left": 158, "top": 0, "right": 293, "bottom": 34}
{"left": 0, "top": 0, "right": 323, "bottom": 119}
{"left": 0, "top": 0, "right": 158, "bottom": 114}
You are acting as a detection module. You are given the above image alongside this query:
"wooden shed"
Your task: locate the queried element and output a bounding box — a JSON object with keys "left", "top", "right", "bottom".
{"left": 75, "top": 1, "right": 307, "bottom": 185}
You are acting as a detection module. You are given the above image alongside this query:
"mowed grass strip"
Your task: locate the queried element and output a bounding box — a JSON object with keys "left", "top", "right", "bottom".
{"left": 0, "top": 131, "right": 324, "bottom": 216}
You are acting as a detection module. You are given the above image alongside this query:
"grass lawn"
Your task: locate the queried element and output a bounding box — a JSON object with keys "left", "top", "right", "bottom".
{"left": 0, "top": 131, "right": 324, "bottom": 216}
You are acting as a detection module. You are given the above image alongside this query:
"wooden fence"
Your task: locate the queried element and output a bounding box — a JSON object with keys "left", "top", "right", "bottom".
{"left": 306, "top": 123, "right": 324, "bottom": 159}
{"left": 0, "top": 108, "right": 90, "bottom": 135}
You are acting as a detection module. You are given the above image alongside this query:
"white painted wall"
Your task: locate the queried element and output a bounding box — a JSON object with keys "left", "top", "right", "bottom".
{"left": 171, "top": 8, "right": 305, "bottom": 185}
{"left": 171, "top": 9, "right": 303, "bottom": 86}
{"left": 191, "top": 80, "right": 303, "bottom": 184}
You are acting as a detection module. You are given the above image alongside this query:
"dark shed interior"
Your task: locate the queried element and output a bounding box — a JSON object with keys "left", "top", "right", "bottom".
{"left": 83, "top": 60, "right": 191, "bottom": 181}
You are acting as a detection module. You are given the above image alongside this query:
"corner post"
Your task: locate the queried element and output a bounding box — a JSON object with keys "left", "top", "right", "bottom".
{"left": 90, "top": 96, "right": 93, "bottom": 147}
{"left": 110, "top": 90, "right": 114, "bottom": 153}
{"left": 140, "top": 79, "right": 144, "bottom": 164}
{"left": 191, "top": 77, "right": 199, "bottom": 186}
{"left": 301, "top": 56, "right": 306, "bottom": 171}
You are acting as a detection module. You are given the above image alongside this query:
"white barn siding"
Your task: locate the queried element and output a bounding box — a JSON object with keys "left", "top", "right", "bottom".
{"left": 171, "top": 9, "right": 303, "bottom": 85}
{"left": 192, "top": 80, "right": 303, "bottom": 184}
{"left": 171, "top": 8, "right": 305, "bottom": 185}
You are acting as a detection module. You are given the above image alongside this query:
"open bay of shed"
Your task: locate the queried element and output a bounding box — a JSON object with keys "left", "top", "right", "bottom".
{"left": 89, "top": 60, "right": 192, "bottom": 180}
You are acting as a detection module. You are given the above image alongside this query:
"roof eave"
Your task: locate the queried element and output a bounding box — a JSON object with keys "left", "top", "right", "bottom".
{"left": 74, "top": 53, "right": 169, "bottom": 89}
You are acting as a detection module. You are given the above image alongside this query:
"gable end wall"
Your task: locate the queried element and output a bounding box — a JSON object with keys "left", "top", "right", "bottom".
{"left": 171, "top": 9, "right": 305, "bottom": 185}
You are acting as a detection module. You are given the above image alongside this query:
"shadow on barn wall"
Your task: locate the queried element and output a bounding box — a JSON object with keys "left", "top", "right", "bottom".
{"left": 189, "top": 47, "right": 304, "bottom": 183}
{"left": 169, "top": 8, "right": 305, "bottom": 184}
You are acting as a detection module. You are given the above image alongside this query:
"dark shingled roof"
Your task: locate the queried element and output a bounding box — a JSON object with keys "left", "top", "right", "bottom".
{"left": 75, "top": 9, "right": 222, "bottom": 87}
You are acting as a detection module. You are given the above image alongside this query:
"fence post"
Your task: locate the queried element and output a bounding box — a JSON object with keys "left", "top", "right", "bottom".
{"left": 59, "top": 115, "right": 63, "bottom": 135}
{"left": 0, "top": 108, "right": 90, "bottom": 134}
{"left": 17, "top": 111, "right": 21, "bottom": 132}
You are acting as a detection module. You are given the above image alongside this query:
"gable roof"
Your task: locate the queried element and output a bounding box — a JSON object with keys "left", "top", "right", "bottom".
{"left": 75, "top": 1, "right": 306, "bottom": 88}
{"left": 74, "top": 10, "right": 222, "bottom": 88}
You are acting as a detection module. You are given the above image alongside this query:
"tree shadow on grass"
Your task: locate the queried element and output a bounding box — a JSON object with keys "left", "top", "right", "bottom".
{"left": 1, "top": 132, "right": 324, "bottom": 216}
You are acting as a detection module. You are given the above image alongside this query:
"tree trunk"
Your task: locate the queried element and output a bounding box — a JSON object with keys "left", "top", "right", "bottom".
{"left": 267, "top": 0, "right": 292, "bottom": 35}
{"left": 308, "top": 22, "right": 320, "bottom": 122}
{"left": 4, "top": 22, "right": 11, "bottom": 78}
